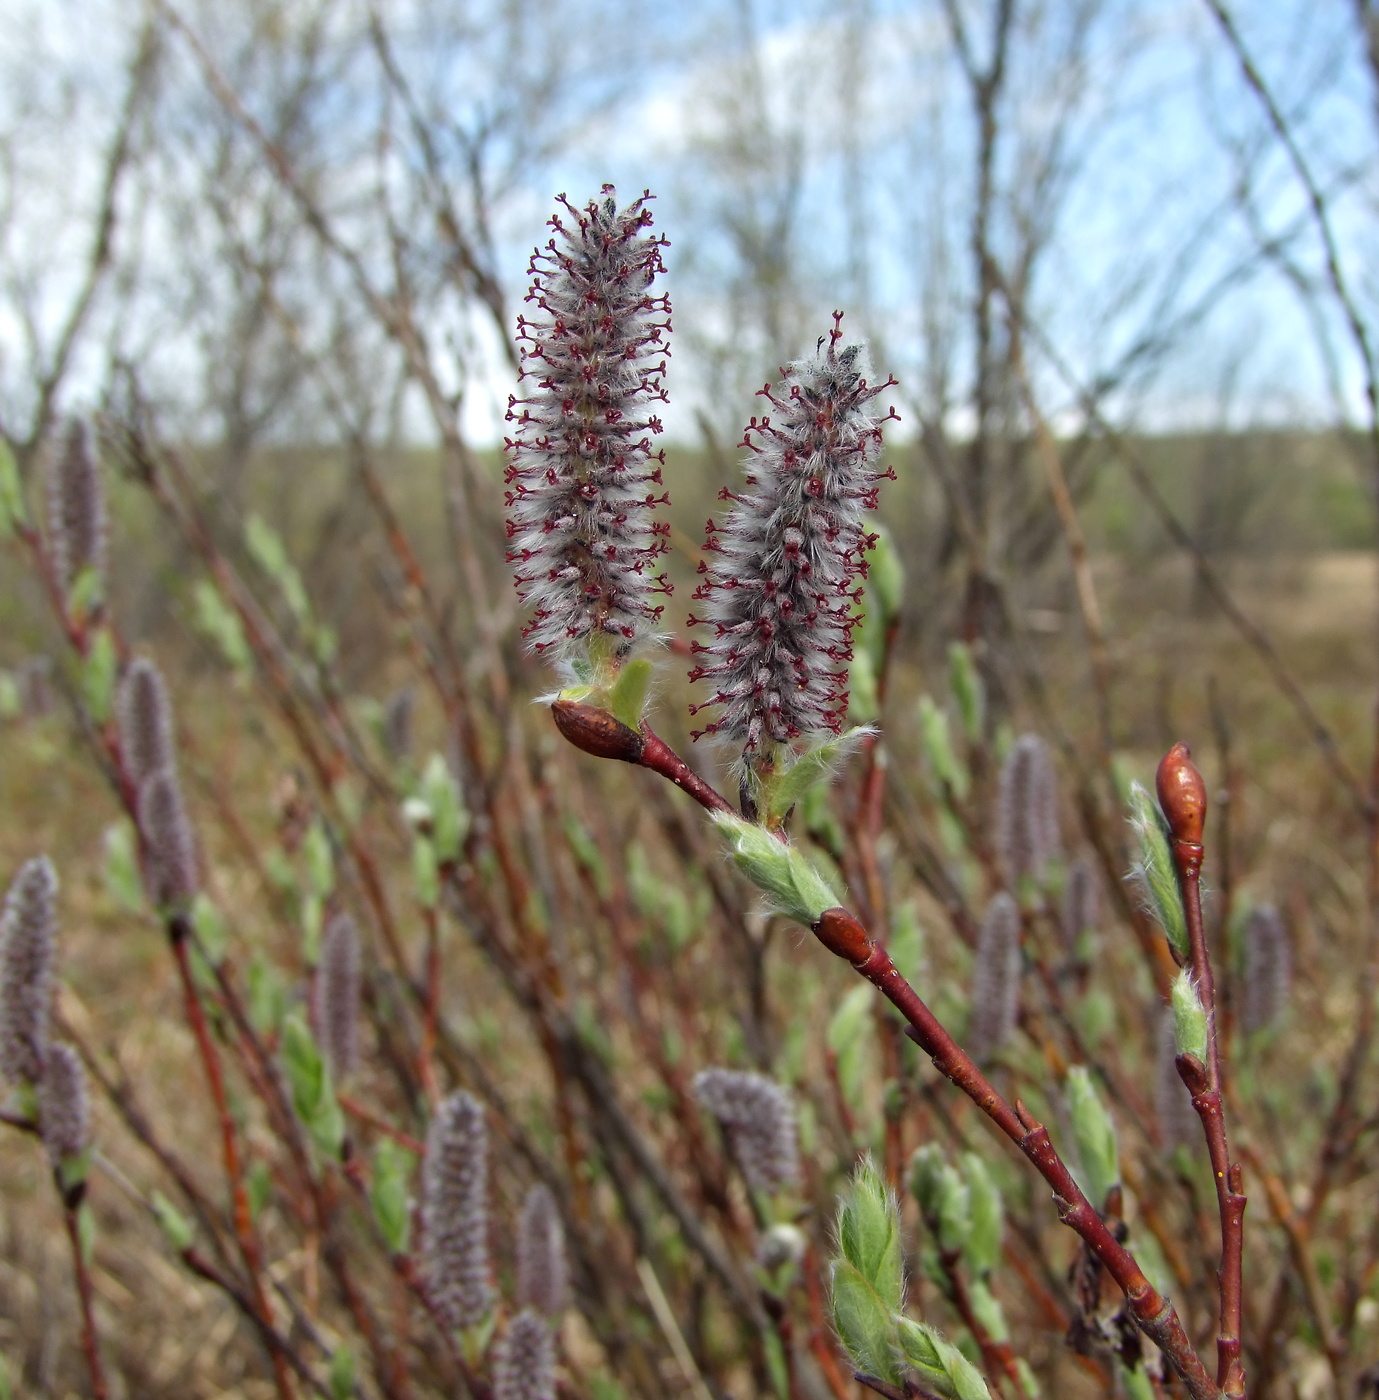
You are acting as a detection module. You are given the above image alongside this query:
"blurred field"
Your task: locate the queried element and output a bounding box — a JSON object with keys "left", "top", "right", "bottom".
{"left": 2, "top": 430, "right": 1378, "bottom": 1398}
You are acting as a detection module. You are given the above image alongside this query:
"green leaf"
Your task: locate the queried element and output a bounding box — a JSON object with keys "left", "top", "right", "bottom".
{"left": 1171, "top": 969, "right": 1208, "bottom": 1063}
{"left": 565, "top": 817, "right": 612, "bottom": 900}
{"left": 967, "top": 1279, "right": 1009, "bottom": 1344}
{"left": 247, "top": 952, "right": 286, "bottom": 1034}
{"left": 919, "top": 695, "right": 969, "bottom": 799}
{"left": 67, "top": 563, "right": 103, "bottom": 619}
{"left": 303, "top": 819, "right": 334, "bottom": 899}
{"left": 371, "top": 1138, "right": 414, "bottom": 1255}
{"left": 947, "top": 642, "right": 985, "bottom": 744}
{"left": 933, "top": 1164, "right": 971, "bottom": 1254}
{"left": 1127, "top": 782, "right": 1188, "bottom": 959}
{"left": 81, "top": 627, "right": 117, "bottom": 723}
{"left": 0, "top": 436, "right": 27, "bottom": 537}
{"left": 711, "top": 813, "right": 844, "bottom": 926}
{"left": 837, "top": 1154, "right": 903, "bottom": 1311}
{"left": 608, "top": 657, "right": 654, "bottom": 730}
{"left": 1066, "top": 1066, "right": 1119, "bottom": 1209}
{"left": 77, "top": 1201, "right": 96, "bottom": 1264}
{"left": 849, "top": 647, "right": 880, "bottom": 724}
{"left": 895, "top": 1319, "right": 993, "bottom": 1400}
{"left": 827, "top": 983, "right": 875, "bottom": 1106}
{"left": 281, "top": 1013, "right": 345, "bottom": 1159}
{"left": 0, "top": 1350, "right": 13, "bottom": 1400}
{"left": 246, "top": 1159, "right": 272, "bottom": 1223}
{"left": 909, "top": 1143, "right": 947, "bottom": 1219}
{"left": 764, "top": 728, "right": 874, "bottom": 824}
{"left": 419, "top": 753, "right": 468, "bottom": 862}
{"left": 412, "top": 835, "right": 440, "bottom": 909}
{"left": 103, "top": 821, "right": 143, "bottom": 913}
{"left": 959, "top": 1153, "right": 1003, "bottom": 1276}
{"left": 329, "top": 1345, "right": 356, "bottom": 1400}
{"left": 830, "top": 1258, "right": 901, "bottom": 1384}
{"left": 192, "top": 580, "right": 252, "bottom": 674}
{"left": 867, "top": 524, "right": 904, "bottom": 625}
{"left": 191, "top": 893, "right": 228, "bottom": 964}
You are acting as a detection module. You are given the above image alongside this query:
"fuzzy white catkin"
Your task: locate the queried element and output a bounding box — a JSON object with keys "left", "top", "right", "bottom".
{"left": 39, "top": 1041, "right": 89, "bottom": 1167}
{"left": 1060, "top": 855, "right": 1100, "bottom": 952}
{"left": 517, "top": 1183, "right": 568, "bottom": 1318}
{"left": 996, "top": 734, "right": 1061, "bottom": 887}
{"left": 422, "top": 1090, "right": 494, "bottom": 1330}
{"left": 967, "top": 892, "right": 1022, "bottom": 1063}
{"left": 1241, "top": 903, "right": 1291, "bottom": 1034}
{"left": 47, "top": 419, "right": 107, "bottom": 600}
{"left": 504, "top": 187, "right": 673, "bottom": 659}
{"left": 0, "top": 856, "right": 58, "bottom": 1085}
{"left": 314, "top": 910, "right": 361, "bottom": 1081}
{"left": 693, "top": 1067, "right": 800, "bottom": 1195}
{"left": 688, "top": 319, "right": 897, "bottom": 765}
{"left": 137, "top": 769, "right": 199, "bottom": 909}
{"left": 494, "top": 1308, "right": 556, "bottom": 1400}
{"left": 118, "top": 657, "right": 176, "bottom": 788}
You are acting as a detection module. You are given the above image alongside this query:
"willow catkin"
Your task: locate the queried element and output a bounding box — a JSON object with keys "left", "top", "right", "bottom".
{"left": 422, "top": 1090, "right": 494, "bottom": 1330}
{"left": 516, "top": 1182, "right": 568, "bottom": 1318}
{"left": 505, "top": 187, "right": 673, "bottom": 659}
{"left": 313, "top": 910, "right": 360, "bottom": 1081}
{"left": 995, "top": 734, "right": 1061, "bottom": 886}
{"left": 1059, "top": 855, "right": 1100, "bottom": 953}
{"left": 688, "top": 317, "right": 897, "bottom": 766}
{"left": 1241, "top": 902, "right": 1291, "bottom": 1034}
{"left": 692, "top": 1067, "right": 800, "bottom": 1195}
{"left": 118, "top": 657, "right": 176, "bottom": 788}
{"left": 47, "top": 419, "right": 106, "bottom": 601}
{"left": 137, "top": 770, "right": 199, "bottom": 910}
{"left": 493, "top": 1307, "right": 556, "bottom": 1400}
{"left": 38, "top": 1041, "right": 89, "bottom": 1167}
{"left": 0, "top": 856, "right": 58, "bottom": 1085}
{"left": 968, "top": 892, "right": 1022, "bottom": 1063}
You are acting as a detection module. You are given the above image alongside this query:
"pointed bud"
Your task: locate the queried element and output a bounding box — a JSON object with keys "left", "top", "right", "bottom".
{"left": 0, "top": 856, "right": 58, "bottom": 1085}
{"left": 1241, "top": 902, "right": 1290, "bottom": 1035}
{"left": 693, "top": 1067, "right": 799, "bottom": 1195}
{"left": 895, "top": 1318, "right": 993, "bottom": 1400}
{"left": 38, "top": 1041, "right": 89, "bottom": 1169}
{"left": 118, "top": 658, "right": 176, "bottom": 788}
{"left": 422, "top": 1090, "right": 494, "bottom": 1330}
{"left": 313, "top": 911, "right": 361, "bottom": 1081}
{"left": 995, "top": 734, "right": 1060, "bottom": 887}
{"left": 1066, "top": 1065, "right": 1119, "bottom": 1209}
{"left": 1155, "top": 742, "right": 1206, "bottom": 848}
{"left": 517, "top": 1183, "right": 568, "bottom": 1318}
{"left": 46, "top": 420, "right": 106, "bottom": 605}
{"left": 831, "top": 1154, "right": 903, "bottom": 1384}
{"left": 493, "top": 1308, "right": 557, "bottom": 1400}
{"left": 967, "top": 893, "right": 1021, "bottom": 1063}
{"left": 1127, "top": 782, "right": 1188, "bottom": 959}
{"left": 550, "top": 698, "right": 645, "bottom": 763}
{"left": 711, "top": 813, "right": 843, "bottom": 928}
{"left": 137, "top": 770, "right": 199, "bottom": 910}
{"left": 1170, "top": 969, "right": 1208, "bottom": 1063}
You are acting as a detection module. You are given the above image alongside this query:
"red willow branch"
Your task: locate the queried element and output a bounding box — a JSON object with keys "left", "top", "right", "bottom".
{"left": 61, "top": 1193, "right": 109, "bottom": 1400}
{"left": 548, "top": 706, "right": 1224, "bottom": 1400}
{"left": 1158, "top": 745, "right": 1247, "bottom": 1396}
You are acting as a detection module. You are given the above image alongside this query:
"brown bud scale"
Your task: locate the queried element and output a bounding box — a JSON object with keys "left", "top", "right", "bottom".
{"left": 1156, "top": 742, "right": 1206, "bottom": 847}
{"left": 551, "top": 699, "right": 645, "bottom": 764}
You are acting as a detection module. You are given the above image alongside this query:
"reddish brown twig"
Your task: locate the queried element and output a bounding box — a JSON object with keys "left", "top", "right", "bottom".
{"left": 1158, "top": 744, "right": 1247, "bottom": 1397}
{"left": 62, "top": 1196, "right": 108, "bottom": 1400}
